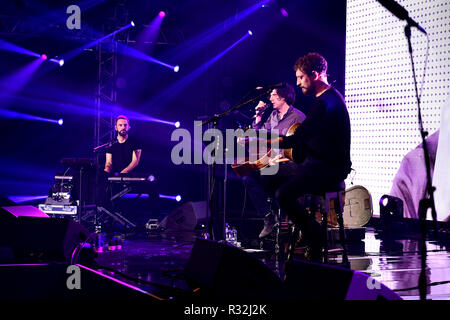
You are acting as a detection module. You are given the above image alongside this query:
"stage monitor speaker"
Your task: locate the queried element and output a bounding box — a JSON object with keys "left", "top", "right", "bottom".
{"left": 159, "top": 201, "right": 207, "bottom": 231}
{"left": 0, "top": 205, "right": 49, "bottom": 219}
{"left": 185, "top": 238, "right": 283, "bottom": 301}
{"left": 0, "top": 206, "right": 90, "bottom": 263}
{"left": 0, "top": 263, "right": 159, "bottom": 301}
{"left": 284, "top": 259, "right": 402, "bottom": 300}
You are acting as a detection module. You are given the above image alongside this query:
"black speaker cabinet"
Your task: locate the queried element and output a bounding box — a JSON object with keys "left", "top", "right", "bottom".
{"left": 284, "top": 259, "right": 402, "bottom": 300}
{"left": 0, "top": 206, "right": 90, "bottom": 263}
{"left": 159, "top": 201, "right": 207, "bottom": 231}
{"left": 185, "top": 238, "right": 283, "bottom": 301}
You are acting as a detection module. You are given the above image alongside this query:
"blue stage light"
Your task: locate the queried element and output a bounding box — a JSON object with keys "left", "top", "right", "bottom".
{"left": 131, "top": 21, "right": 135, "bottom": 27}
{"left": 58, "top": 119, "right": 64, "bottom": 126}
{"left": 174, "top": 121, "right": 180, "bottom": 128}
{"left": 248, "top": 30, "right": 253, "bottom": 36}
{"left": 173, "top": 65, "right": 180, "bottom": 73}
{"left": 176, "top": 195, "right": 182, "bottom": 202}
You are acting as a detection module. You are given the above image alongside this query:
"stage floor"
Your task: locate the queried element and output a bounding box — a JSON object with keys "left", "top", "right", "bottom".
{"left": 90, "top": 227, "right": 450, "bottom": 300}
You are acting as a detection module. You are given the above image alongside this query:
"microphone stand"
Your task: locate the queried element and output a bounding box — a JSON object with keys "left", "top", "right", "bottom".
{"left": 200, "top": 89, "right": 272, "bottom": 241}
{"left": 404, "top": 23, "right": 438, "bottom": 301}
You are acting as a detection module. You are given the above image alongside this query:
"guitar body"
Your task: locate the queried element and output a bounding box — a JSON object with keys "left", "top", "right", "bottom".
{"left": 232, "top": 123, "right": 301, "bottom": 177}
{"left": 231, "top": 150, "right": 274, "bottom": 177}
{"left": 281, "top": 122, "right": 300, "bottom": 161}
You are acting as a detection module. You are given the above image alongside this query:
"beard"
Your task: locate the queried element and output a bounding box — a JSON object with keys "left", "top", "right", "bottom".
{"left": 118, "top": 129, "right": 128, "bottom": 137}
{"left": 301, "top": 85, "right": 314, "bottom": 96}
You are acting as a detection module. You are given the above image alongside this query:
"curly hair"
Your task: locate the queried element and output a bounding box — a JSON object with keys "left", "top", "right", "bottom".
{"left": 293, "top": 52, "right": 328, "bottom": 76}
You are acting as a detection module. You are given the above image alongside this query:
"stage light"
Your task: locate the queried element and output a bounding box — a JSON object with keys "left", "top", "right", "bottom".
{"left": 41, "top": 54, "right": 47, "bottom": 60}
{"left": 280, "top": 8, "right": 289, "bottom": 17}
{"left": 48, "top": 58, "right": 64, "bottom": 67}
{"left": 173, "top": 65, "right": 180, "bottom": 73}
{"left": 379, "top": 195, "right": 404, "bottom": 226}
{"left": 58, "top": 118, "right": 63, "bottom": 126}
{"left": 147, "top": 175, "right": 156, "bottom": 182}
{"left": 159, "top": 194, "right": 182, "bottom": 202}
{"left": 381, "top": 196, "right": 389, "bottom": 207}
{"left": 159, "top": 11, "right": 166, "bottom": 18}
{"left": 248, "top": 30, "right": 253, "bottom": 36}
{"left": 174, "top": 121, "right": 180, "bottom": 128}
{"left": 131, "top": 21, "right": 135, "bottom": 27}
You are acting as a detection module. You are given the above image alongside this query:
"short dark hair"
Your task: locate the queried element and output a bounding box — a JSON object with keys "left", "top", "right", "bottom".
{"left": 115, "top": 115, "right": 130, "bottom": 125}
{"left": 293, "top": 52, "right": 328, "bottom": 76}
{"left": 275, "top": 83, "right": 296, "bottom": 105}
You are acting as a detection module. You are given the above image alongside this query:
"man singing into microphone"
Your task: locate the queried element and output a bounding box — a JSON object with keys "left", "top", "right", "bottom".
{"left": 242, "top": 83, "right": 306, "bottom": 238}
{"left": 104, "top": 115, "right": 142, "bottom": 175}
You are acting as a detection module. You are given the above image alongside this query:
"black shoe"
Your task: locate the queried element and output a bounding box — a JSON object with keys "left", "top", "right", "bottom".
{"left": 259, "top": 212, "right": 277, "bottom": 238}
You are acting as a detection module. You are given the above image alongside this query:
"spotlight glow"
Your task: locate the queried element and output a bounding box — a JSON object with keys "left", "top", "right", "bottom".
{"left": 58, "top": 118, "right": 64, "bottom": 126}
{"left": 248, "top": 30, "right": 253, "bottom": 36}
{"left": 159, "top": 194, "right": 182, "bottom": 202}
{"left": 131, "top": 21, "right": 135, "bottom": 27}
{"left": 173, "top": 65, "right": 180, "bottom": 73}
{"left": 381, "top": 196, "right": 389, "bottom": 207}
{"left": 280, "top": 8, "right": 289, "bottom": 17}
{"left": 159, "top": 11, "right": 166, "bottom": 18}
{"left": 174, "top": 121, "right": 180, "bottom": 128}
{"left": 40, "top": 54, "right": 47, "bottom": 60}
{"left": 49, "top": 58, "right": 64, "bottom": 67}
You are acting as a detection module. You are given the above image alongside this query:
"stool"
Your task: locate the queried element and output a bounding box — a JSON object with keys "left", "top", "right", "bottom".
{"left": 285, "top": 182, "right": 350, "bottom": 268}
{"left": 322, "top": 190, "right": 349, "bottom": 266}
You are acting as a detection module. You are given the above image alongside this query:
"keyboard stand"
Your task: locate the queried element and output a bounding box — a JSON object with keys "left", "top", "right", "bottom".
{"left": 97, "top": 206, "right": 136, "bottom": 228}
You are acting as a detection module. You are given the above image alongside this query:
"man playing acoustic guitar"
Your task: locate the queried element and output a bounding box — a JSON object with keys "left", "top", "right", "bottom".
{"left": 263, "top": 52, "right": 352, "bottom": 261}
{"left": 241, "top": 83, "right": 306, "bottom": 239}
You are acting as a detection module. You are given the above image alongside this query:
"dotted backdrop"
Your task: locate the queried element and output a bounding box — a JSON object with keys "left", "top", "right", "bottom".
{"left": 345, "top": 0, "right": 450, "bottom": 216}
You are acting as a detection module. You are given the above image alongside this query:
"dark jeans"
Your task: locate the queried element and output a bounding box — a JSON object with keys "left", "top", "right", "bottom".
{"left": 241, "top": 162, "right": 301, "bottom": 217}
{"left": 260, "top": 157, "right": 348, "bottom": 246}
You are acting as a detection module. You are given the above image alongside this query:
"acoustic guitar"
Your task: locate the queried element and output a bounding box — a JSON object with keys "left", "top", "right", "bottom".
{"left": 231, "top": 123, "right": 300, "bottom": 177}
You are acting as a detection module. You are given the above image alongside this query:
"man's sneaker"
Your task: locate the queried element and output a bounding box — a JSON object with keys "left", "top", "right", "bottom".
{"left": 259, "top": 212, "right": 277, "bottom": 239}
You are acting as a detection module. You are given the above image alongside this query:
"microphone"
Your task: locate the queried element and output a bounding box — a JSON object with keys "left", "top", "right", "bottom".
{"left": 255, "top": 82, "right": 286, "bottom": 90}
{"left": 377, "top": 0, "right": 427, "bottom": 34}
{"left": 253, "top": 103, "right": 273, "bottom": 118}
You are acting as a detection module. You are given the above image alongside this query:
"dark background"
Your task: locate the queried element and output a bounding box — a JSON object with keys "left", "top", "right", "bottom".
{"left": 0, "top": 0, "right": 346, "bottom": 216}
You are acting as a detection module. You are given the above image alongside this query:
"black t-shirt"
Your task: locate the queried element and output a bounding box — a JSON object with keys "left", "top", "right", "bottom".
{"left": 106, "top": 136, "right": 142, "bottom": 174}
{"left": 280, "top": 87, "right": 351, "bottom": 174}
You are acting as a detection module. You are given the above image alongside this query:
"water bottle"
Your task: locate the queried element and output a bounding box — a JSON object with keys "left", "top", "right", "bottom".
{"left": 230, "top": 226, "right": 237, "bottom": 244}
{"left": 225, "top": 223, "right": 231, "bottom": 242}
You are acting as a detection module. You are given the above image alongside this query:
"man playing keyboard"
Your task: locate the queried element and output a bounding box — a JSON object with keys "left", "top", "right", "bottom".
{"left": 104, "top": 115, "right": 142, "bottom": 175}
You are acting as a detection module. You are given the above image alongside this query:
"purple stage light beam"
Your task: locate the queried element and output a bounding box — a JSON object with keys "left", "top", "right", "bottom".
{"left": 143, "top": 31, "right": 253, "bottom": 112}
{"left": 61, "top": 21, "right": 135, "bottom": 63}
{"left": 0, "top": 57, "right": 45, "bottom": 107}
{"left": 134, "top": 11, "right": 166, "bottom": 55}
{"left": 0, "top": 108, "right": 63, "bottom": 125}
{"left": 159, "top": 194, "right": 182, "bottom": 202}
{"left": 164, "top": 0, "right": 269, "bottom": 63}
{"left": 8, "top": 195, "right": 48, "bottom": 203}
{"left": 116, "top": 43, "right": 178, "bottom": 71}
{"left": 0, "top": 39, "right": 41, "bottom": 58}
